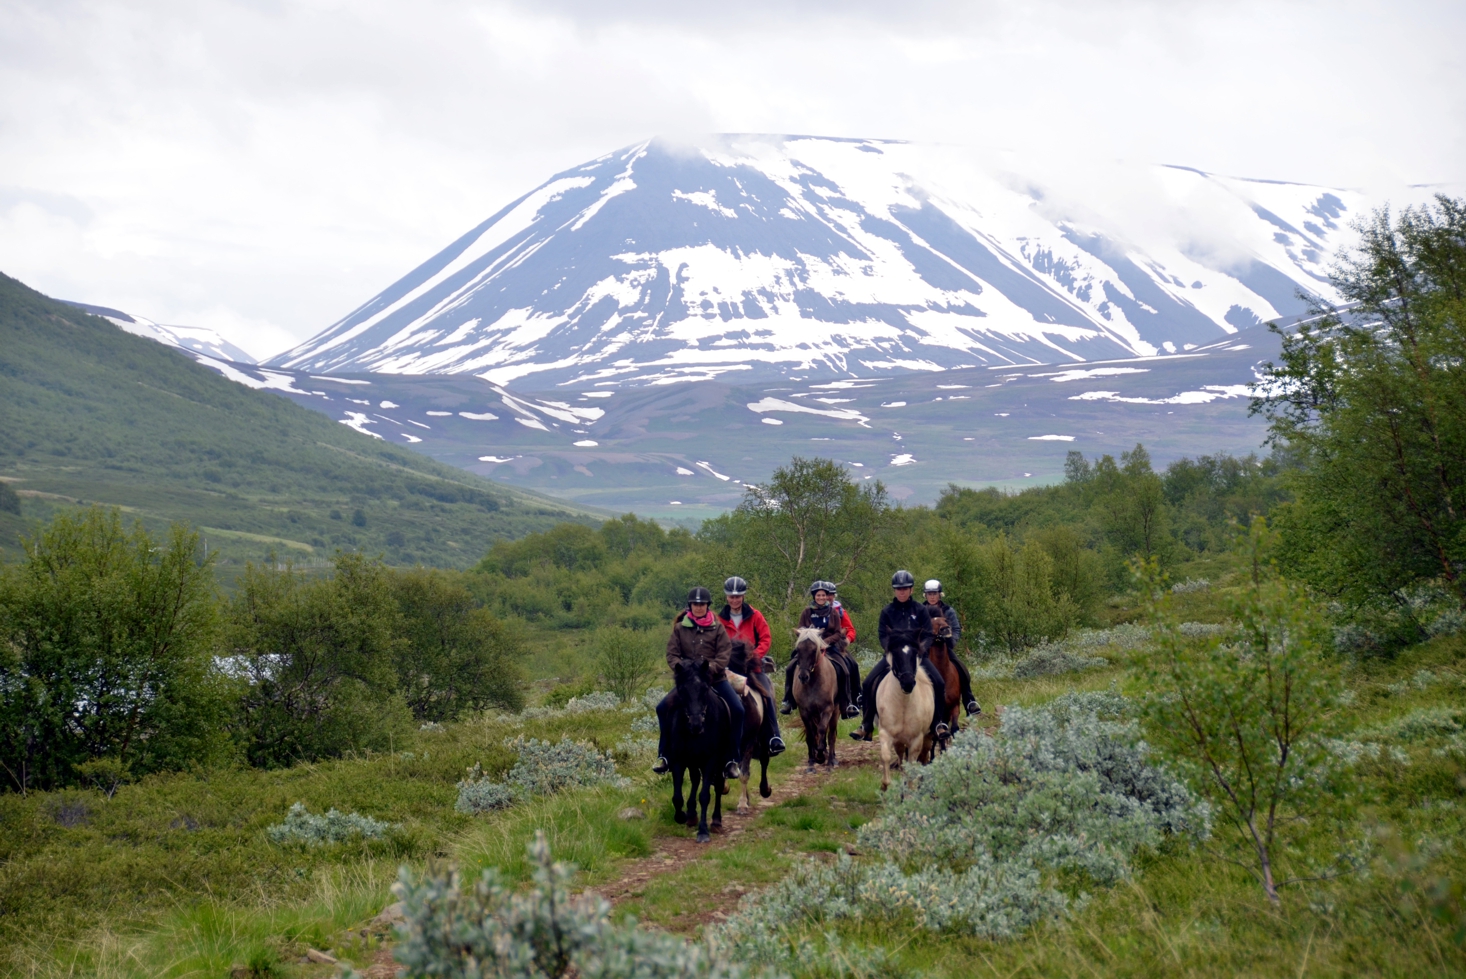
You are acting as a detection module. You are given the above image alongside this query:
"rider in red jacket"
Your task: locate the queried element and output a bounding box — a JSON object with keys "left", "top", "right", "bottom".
{"left": 717, "top": 576, "right": 785, "bottom": 756}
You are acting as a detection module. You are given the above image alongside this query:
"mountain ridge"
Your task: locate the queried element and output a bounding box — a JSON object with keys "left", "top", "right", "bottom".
{"left": 266, "top": 135, "right": 1358, "bottom": 389}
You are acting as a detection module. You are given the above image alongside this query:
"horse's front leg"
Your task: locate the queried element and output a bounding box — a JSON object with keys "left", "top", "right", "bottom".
{"left": 696, "top": 764, "right": 713, "bottom": 843}
{"left": 758, "top": 757, "right": 771, "bottom": 799}
{"left": 686, "top": 768, "right": 702, "bottom": 827}
{"left": 802, "top": 712, "right": 819, "bottom": 770}
{"left": 825, "top": 710, "right": 839, "bottom": 769}
{"left": 711, "top": 773, "right": 723, "bottom": 830}
{"left": 672, "top": 765, "right": 686, "bottom": 823}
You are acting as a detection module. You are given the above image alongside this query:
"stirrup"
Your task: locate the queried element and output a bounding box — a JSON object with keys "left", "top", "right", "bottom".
{"left": 842, "top": 704, "right": 861, "bottom": 719}
{"left": 768, "top": 736, "right": 786, "bottom": 756}
{"left": 652, "top": 756, "right": 670, "bottom": 774}
{"left": 934, "top": 722, "right": 951, "bottom": 739}
{"left": 779, "top": 700, "right": 794, "bottom": 715}
{"left": 965, "top": 700, "right": 982, "bottom": 716}
{"left": 724, "top": 760, "right": 742, "bottom": 780}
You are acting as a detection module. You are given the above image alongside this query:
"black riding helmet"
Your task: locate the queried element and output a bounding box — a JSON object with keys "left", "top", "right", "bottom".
{"left": 891, "top": 569, "right": 916, "bottom": 589}
{"left": 687, "top": 586, "right": 713, "bottom": 605}
{"left": 723, "top": 576, "right": 748, "bottom": 595}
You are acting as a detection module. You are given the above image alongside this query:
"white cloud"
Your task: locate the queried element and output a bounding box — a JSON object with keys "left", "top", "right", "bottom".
{"left": 0, "top": 0, "right": 1460, "bottom": 360}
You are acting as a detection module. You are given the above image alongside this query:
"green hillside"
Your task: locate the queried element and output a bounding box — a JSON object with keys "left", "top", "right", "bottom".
{"left": 0, "top": 273, "right": 598, "bottom": 568}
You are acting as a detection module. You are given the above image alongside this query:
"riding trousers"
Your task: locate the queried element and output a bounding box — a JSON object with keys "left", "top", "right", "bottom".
{"left": 858, "top": 655, "right": 947, "bottom": 737}
{"left": 655, "top": 679, "right": 745, "bottom": 764}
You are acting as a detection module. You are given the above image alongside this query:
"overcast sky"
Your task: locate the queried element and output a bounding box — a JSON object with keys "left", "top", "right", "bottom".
{"left": 1, "top": 0, "right": 1461, "bottom": 360}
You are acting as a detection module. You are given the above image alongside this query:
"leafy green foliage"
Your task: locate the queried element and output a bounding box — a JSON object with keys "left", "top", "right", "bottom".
{"left": 0, "top": 272, "right": 591, "bottom": 568}
{"left": 594, "top": 626, "right": 661, "bottom": 703}
{"left": 1137, "top": 519, "right": 1339, "bottom": 903}
{"left": 387, "top": 833, "right": 747, "bottom": 979}
{"left": 727, "top": 457, "right": 891, "bottom": 617}
{"left": 226, "top": 554, "right": 415, "bottom": 767}
{"left": 266, "top": 801, "right": 392, "bottom": 846}
{"left": 0, "top": 481, "right": 19, "bottom": 516}
{"left": 392, "top": 567, "right": 525, "bottom": 719}
{"left": 0, "top": 508, "right": 233, "bottom": 792}
{"left": 1255, "top": 196, "right": 1466, "bottom": 619}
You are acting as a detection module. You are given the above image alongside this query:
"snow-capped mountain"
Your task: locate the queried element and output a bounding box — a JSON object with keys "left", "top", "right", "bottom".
{"left": 63, "top": 301, "right": 257, "bottom": 364}
{"left": 268, "top": 135, "right": 1360, "bottom": 388}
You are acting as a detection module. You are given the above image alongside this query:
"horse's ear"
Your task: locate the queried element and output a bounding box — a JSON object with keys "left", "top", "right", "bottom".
{"left": 791, "top": 629, "right": 800, "bottom": 638}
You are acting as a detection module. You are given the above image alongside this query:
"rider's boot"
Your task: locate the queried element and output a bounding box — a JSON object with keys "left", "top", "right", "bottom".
{"left": 849, "top": 699, "right": 875, "bottom": 741}
{"left": 780, "top": 660, "right": 796, "bottom": 714}
{"left": 769, "top": 736, "right": 786, "bottom": 755}
{"left": 724, "top": 759, "right": 742, "bottom": 780}
{"left": 652, "top": 756, "right": 670, "bottom": 774}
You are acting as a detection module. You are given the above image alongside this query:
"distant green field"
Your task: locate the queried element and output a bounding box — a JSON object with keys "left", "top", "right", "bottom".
{"left": 0, "top": 273, "right": 602, "bottom": 570}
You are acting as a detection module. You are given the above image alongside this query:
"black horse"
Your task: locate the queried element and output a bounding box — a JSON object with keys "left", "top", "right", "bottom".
{"left": 666, "top": 661, "right": 732, "bottom": 843}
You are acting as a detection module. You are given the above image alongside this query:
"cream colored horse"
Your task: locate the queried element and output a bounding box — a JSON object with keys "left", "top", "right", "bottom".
{"left": 875, "top": 634, "right": 935, "bottom": 790}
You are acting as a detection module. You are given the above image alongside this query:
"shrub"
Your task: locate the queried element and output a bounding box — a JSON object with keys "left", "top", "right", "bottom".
{"left": 0, "top": 481, "right": 19, "bottom": 515}
{"left": 711, "top": 692, "right": 1204, "bottom": 960}
{"left": 0, "top": 508, "right": 233, "bottom": 792}
{"left": 1011, "top": 644, "right": 1108, "bottom": 679}
{"left": 1137, "top": 518, "right": 1339, "bottom": 904}
{"left": 391, "top": 567, "right": 525, "bottom": 720}
{"left": 595, "top": 626, "right": 661, "bottom": 703}
{"left": 456, "top": 763, "right": 516, "bottom": 814}
{"left": 266, "top": 802, "right": 391, "bottom": 846}
{"left": 455, "top": 737, "right": 629, "bottom": 815}
{"left": 383, "top": 833, "right": 748, "bottom": 979}
{"left": 226, "top": 553, "right": 415, "bottom": 767}
{"left": 1368, "top": 708, "right": 1463, "bottom": 744}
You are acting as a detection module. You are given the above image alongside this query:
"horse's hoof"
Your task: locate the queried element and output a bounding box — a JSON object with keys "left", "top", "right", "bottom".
{"left": 696, "top": 831, "right": 711, "bottom": 844}
{"left": 760, "top": 785, "right": 772, "bottom": 798}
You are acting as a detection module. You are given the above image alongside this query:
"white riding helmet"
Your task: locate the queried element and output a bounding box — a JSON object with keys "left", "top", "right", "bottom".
{"left": 924, "top": 579, "right": 942, "bottom": 593}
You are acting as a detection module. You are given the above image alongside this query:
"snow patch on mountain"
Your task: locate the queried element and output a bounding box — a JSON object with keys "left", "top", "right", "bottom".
{"left": 268, "top": 136, "right": 1366, "bottom": 389}
{"left": 63, "top": 301, "right": 258, "bottom": 364}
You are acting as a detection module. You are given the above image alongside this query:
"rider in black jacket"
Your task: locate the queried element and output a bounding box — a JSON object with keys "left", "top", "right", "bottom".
{"left": 850, "top": 570, "right": 950, "bottom": 743}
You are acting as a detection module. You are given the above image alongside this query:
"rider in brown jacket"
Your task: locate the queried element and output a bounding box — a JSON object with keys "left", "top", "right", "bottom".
{"left": 653, "top": 586, "right": 745, "bottom": 780}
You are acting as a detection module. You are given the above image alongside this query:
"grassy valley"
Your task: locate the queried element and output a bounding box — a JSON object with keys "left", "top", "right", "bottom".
{"left": 0, "top": 272, "right": 598, "bottom": 570}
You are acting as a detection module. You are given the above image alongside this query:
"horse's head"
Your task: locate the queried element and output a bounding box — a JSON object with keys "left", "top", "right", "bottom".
{"left": 728, "top": 639, "right": 751, "bottom": 677}
{"left": 885, "top": 630, "right": 921, "bottom": 693}
{"left": 792, "top": 627, "right": 827, "bottom": 687}
{"left": 930, "top": 615, "right": 951, "bottom": 640}
{"left": 673, "top": 660, "right": 711, "bottom": 735}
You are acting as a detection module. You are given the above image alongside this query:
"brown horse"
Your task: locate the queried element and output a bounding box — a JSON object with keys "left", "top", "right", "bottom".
{"left": 727, "top": 642, "right": 773, "bottom": 813}
{"left": 791, "top": 627, "right": 839, "bottom": 771}
{"left": 927, "top": 615, "right": 962, "bottom": 744}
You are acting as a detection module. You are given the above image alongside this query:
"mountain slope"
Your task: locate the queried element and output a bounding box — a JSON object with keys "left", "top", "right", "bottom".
{"left": 61, "top": 300, "right": 259, "bottom": 364}
{"left": 0, "top": 273, "right": 597, "bottom": 567}
{"left": 268, "top": 135, "right": 1360, "bottom": 388}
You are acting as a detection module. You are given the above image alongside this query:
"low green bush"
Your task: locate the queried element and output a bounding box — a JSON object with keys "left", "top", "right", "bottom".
{"left": 455, "top": 736, "right": 629, "bottom": 814}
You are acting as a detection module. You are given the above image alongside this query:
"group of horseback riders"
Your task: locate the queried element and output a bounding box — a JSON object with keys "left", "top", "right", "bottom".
{"left": 652, "top": 571, "right": 983, "bottom": 782}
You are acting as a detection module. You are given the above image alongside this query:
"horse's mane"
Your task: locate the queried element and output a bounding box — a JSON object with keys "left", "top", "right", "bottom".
{"left": 793, "top": 626, "right": 827, "bottom": 649}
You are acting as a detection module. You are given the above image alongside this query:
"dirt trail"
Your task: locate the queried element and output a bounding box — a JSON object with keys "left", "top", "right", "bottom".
{"left": 357, "top": 737, "right": 884, "bottom": 976}
{"left": 594, "top": 737, "right": 882, "bottom": 928}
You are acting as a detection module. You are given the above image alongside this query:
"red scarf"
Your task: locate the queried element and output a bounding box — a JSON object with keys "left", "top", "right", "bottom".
{"left": 687, "top": 609, "right": 715, "bottom": 627}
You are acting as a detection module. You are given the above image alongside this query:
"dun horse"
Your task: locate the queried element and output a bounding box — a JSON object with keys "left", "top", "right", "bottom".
{"left": 875, "top": 632, "right": 935, "bottom": 790}
{"left": 666, "top": 661, "right": 731, "bottom": 842}
{"left": 927, "top": 615, "right": 962, "bottom": 744}
{"left": 791, "top": 627, "right": 839, "bottom": 771}
{"left": 728, "top": 642, "right": 773, "bottom": 812}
